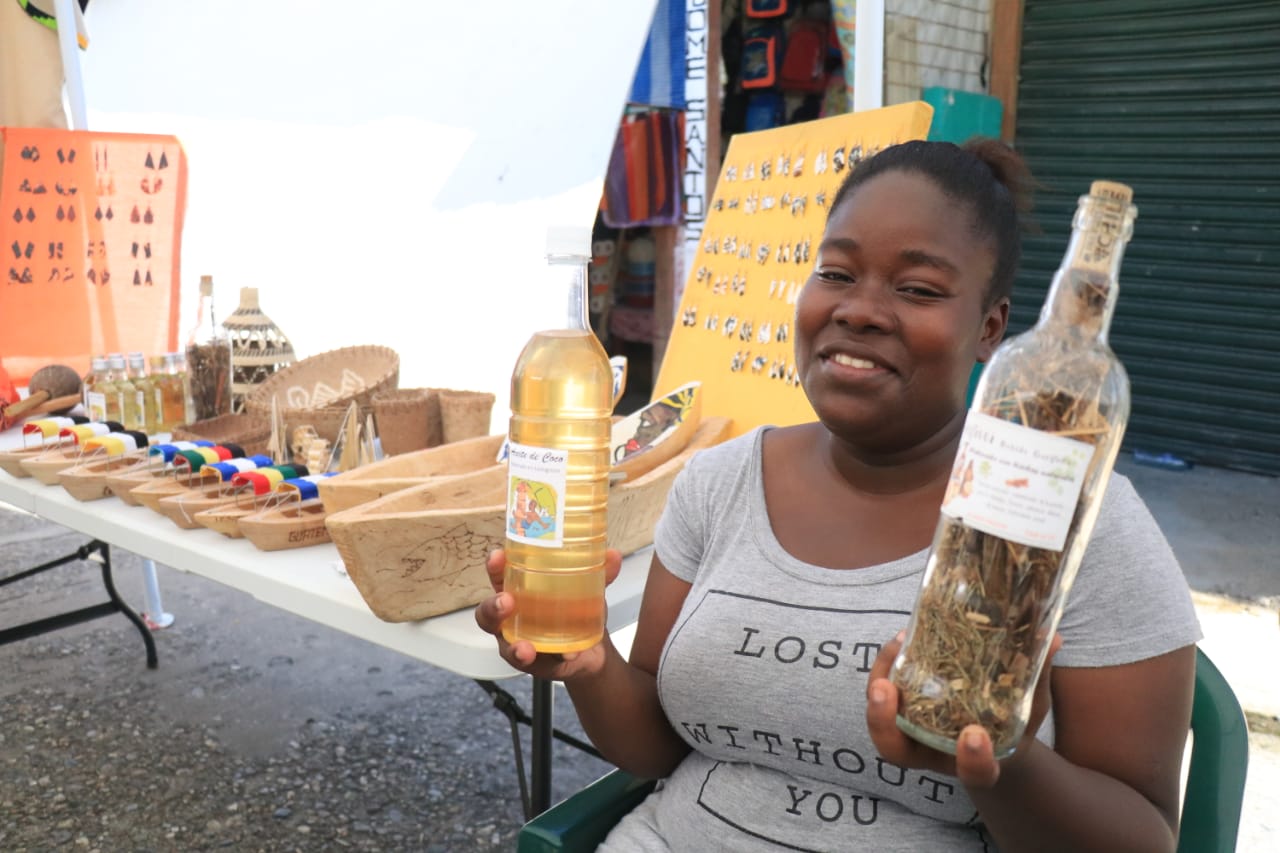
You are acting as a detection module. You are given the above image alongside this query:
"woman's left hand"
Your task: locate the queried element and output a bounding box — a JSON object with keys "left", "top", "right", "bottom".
{"left": 864, "top": 629, "right": 1063, "bottom": 789}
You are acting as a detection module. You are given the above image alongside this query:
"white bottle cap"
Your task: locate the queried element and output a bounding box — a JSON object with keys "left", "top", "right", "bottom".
{"left": 545, "top": 225, "right": 592, "bottom": 258}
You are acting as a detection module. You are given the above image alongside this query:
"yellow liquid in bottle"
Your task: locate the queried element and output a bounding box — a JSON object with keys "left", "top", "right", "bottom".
{"left": 101, "top": 377, "right": 122, "bottom": 425}
{"left": 119, "top": 376, "right": 141, "bottom": 432}
{"left": 503, "top": 329, "right": 612, "bottom": 653}
{"left": 161, "top": 369, "right": 186, "bottom": 431}
{"left": 144, "top": 356, "right": 166, "bottom": 435}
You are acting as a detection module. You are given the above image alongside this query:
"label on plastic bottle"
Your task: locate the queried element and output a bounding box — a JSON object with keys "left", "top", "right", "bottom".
{"left": 85, "top": 390, "right": 106, "bottom": 422}
{"left": 506, "top": 442, "right": 568, "bottom": 548}
{"left": 941, "top": 412, "right": 1096, "bottom": 552}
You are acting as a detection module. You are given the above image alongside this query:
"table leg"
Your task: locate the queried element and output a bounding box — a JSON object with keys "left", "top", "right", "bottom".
{"left": 475, "top": 679, "right": 603, "bottom": 820}
{"left": 530, "top": 677, "right": 554, "bottom": 815}
{"left": 139, "top": 558, "right": 175, "bottom": 629}
{"left": 98, "top": 543, "right": 159, "bottom": 669}
{"left": 0, "top": 539, "right": 158, "bottom": 669}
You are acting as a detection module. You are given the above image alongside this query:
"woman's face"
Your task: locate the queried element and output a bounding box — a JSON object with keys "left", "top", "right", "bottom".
{"left": 795, "top": 169, "right": 1008, "bottom": 451}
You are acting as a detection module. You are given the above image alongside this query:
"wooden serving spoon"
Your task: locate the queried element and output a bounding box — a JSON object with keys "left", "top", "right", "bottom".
{"left": 0, "top": 364, "right": 83, "bottom": 429}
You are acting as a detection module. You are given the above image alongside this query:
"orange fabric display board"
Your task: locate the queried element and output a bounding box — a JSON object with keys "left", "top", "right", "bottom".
{"left": 653, "top": 102, "right": 933, "bottom": 438}
{"left": 0, "top": 127, "right": 186, "bottom": 385}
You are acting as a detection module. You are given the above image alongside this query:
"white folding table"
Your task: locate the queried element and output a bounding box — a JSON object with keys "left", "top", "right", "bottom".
{"left": 0, "top": 425, "right": 649, "bottom": 816}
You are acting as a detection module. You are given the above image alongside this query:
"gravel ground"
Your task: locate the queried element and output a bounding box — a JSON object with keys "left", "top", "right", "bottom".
{"left": 0, "top": 507, "right": 614, "bottom": 852}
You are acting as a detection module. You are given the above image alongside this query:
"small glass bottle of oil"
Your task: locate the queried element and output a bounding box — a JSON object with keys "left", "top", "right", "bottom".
{"left": 502, "top": 225, "right": 613, "bottom": 653}
{"left": 145, "top": 354, "right": 168, "bottom": 435}
{"left": 103, "top": 354, "right": 127, "bottom": 425}
{"left": 82, "top": 355, "right": 109, "bottom": 422}
{"left": 124, "top": 352, "right": 148, "bottom": 433}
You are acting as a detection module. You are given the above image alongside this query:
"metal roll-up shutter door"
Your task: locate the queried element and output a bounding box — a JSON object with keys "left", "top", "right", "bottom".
{"left": 1011, "top": 0, "right": 1280, "bottom": 474}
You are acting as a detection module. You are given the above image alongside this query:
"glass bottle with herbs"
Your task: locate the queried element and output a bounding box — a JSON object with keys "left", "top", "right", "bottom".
{"left": 891, "top": 181, "right": 1137, "bottom": 759}
{"left": 185, "top": 275, "right": 232, "bottom": 422}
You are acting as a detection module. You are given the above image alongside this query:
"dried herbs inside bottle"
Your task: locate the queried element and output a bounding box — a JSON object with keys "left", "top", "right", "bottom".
{"left": 892, "top": 181, "right": 1136, "bottom": 758}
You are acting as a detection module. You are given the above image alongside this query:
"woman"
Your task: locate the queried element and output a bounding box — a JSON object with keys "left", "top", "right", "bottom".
{"left": 476, "top": 139, "right": 1200, "bottom": 851}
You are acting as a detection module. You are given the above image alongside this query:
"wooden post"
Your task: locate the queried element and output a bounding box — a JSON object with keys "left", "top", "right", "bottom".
{"left": 653, "top": 0, "right": 721, "bottom": 383}
{"left": 652, "top": 225, "right": 677, "bottom": 377}
{"left": 989, "top": 0, "right": 1025, "bottom": 143}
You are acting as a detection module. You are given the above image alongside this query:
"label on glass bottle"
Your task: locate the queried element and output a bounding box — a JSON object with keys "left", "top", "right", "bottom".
{"left": 85, "top": 391, "right": 106, "bottom": 423}
{"left": 941, "top": 412, "right": 1096, "bottom": 552}
{"left": 506, "top": 441, "right": 568, "bottom": 548}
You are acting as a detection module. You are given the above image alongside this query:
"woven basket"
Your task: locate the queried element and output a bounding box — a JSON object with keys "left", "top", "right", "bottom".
{"left": 373, "top": 388, "right": 441, "bottom": 457}
{"left": 438, "top": 389, "right": 496, "bottom": 444}
{"left": 244, "top": 345, "right": 399, "bottom": 444}
{"left": 172, "top": 413, "right": 273, "bottom": 458}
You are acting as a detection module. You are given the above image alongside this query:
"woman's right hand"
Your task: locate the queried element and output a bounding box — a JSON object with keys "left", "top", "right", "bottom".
{"left": 474, "top": 548, "right": 624, "bottom": 682}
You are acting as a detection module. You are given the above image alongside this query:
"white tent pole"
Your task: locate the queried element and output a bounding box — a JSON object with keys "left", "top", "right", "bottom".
{"left": 853, "top": 0, "right": 885, "bottom": 112}
{"left": 52, "top": 0, "right": 88, "bottom": 130}
{"left": 52, "top": 0, "right": 175, "bottom": 631}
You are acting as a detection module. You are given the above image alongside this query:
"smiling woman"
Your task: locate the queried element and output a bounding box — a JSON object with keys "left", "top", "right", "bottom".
{"left": 474, "top": 138, "right": 1201, "bottom": 852}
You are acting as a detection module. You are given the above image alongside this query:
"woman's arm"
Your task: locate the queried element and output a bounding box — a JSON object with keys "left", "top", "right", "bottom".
{"left": 867, "top": 637, "right": 1196, "bottom": 853}
{"left": 969, "top": 646, "right": 1195, "bottom": 852}
{"left": 475, "top": 550, "right": 693, "bottom": 779}
{"left": 564, "top": 556, "right": 693, "bottom": 778}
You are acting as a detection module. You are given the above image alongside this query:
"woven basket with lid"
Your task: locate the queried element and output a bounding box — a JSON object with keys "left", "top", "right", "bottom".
{"left": 222, "top": 287, "right": 296, "bottom": 414}
{"left": 244, "top": 345, "right": 399, "bottom": 444}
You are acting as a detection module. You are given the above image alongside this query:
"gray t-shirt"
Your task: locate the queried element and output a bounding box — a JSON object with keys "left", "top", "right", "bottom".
{"left": 601, "top": 427, "right": 1201, "bottom": 852}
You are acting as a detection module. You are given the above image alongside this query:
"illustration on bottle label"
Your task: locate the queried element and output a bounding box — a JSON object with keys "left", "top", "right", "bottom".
{"left": 506, "top": 441, "right": 568, "bottom": 548}
{"left": 85, "top": 391, "right": 106, "bottom": 423}
{"left": 941, "top": 412, "right": 1096, "bottom": 551}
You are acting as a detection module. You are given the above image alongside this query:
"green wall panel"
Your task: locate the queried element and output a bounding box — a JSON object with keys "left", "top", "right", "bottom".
{"left": 1012, "top": 0, "right": 1280, "bottom": 473}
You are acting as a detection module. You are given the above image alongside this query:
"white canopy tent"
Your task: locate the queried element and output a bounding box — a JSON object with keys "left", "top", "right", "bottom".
{"left": 60, "top": 0, "right": 659, "bottom": 433}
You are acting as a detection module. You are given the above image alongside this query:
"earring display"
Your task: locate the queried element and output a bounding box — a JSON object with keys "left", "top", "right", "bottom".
{"left": 652, "top": 102, "right": 933, "bottom": 438}
{"left": 0, "top": 127, "right": 188, "bottom": 376}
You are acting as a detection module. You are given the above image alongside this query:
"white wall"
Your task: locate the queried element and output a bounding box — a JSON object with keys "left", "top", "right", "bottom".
{"left": 884, "top": 0, "right": 991, "bottom": 105}
{"left": 76, "top": 0, "right": 658, "bottom": 431}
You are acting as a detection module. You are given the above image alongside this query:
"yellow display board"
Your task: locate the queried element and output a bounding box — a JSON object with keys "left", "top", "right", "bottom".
{"left": 654, "top": 101, "right": 933, "bottom": 437}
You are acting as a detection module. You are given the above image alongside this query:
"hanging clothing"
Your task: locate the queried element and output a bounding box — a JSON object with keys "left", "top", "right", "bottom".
{"left": 600, "top": 110, "right": 687, "bottom": 229}
{"left": 629, "top": 0, "right": 687, "bottom": 110}
{"left": 17, "top": 0, "right": 91, "bottom": 48}
{"left": 1, "top": 1, "right": 90, "bottom": 129}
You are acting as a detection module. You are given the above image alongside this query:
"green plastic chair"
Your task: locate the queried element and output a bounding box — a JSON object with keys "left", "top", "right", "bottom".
{"left": 1177, "top": 647, "right": 1250, "bottom": 853}
{"left": 518, "top": 648, "right": 1249, "bottom": 852}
